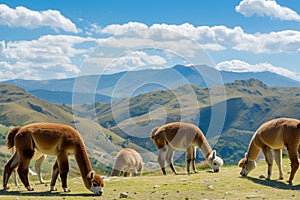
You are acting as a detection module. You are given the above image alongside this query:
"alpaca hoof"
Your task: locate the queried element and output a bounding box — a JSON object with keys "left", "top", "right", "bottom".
{"left": 50, "top": 186, "right": 57, "bottom": 191}
{"left": 3, "top": 185, "right": 10, "bottom": 190}
{"left": 194, "top": 170, "right": 198, "bottom": 173}
{"left": 286, "top": 180, "right": 293, "bottom": 185}
{"left": 26, "top": 186, "right": 34, "bottom": 191}
{"left": 279, "top": 177, "right": 284, "bottom": 180}
{"left": 63, "top": 188, "right": 71, "bottom": 192}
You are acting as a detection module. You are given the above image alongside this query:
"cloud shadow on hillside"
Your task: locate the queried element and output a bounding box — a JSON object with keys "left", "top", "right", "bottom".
{"left": 246, "top": 176, "right": 300, "bottom": 190}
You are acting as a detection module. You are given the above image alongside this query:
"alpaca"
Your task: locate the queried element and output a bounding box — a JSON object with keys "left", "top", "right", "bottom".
{"left": 151, "top": 122, "right": 223, "bottom": 175}
{"left": 238, "top": 118, "right": 300, "bottom": 184}
{"left": 111, "top": 148, "right": 143, "bottom": 177}
{"left": 10, "top": 147, "right": 47, "bottom": 186}
{"left": 3, "top": 123, "right": 104, "bottom": 196}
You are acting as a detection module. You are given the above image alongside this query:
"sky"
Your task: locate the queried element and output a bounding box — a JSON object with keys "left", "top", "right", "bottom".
{"left": 0, "top": 0, "right": 300, "bottom": 81}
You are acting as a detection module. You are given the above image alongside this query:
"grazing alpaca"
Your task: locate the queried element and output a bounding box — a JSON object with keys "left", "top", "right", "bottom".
{"left": 3, "top": 123, "right": 104, "bottom": 196}
{"left": 238, "top": 118, "right": 300, "bottom": 184}
{"left": 111, "top": 148, "right": 143, "bottom": 177}
{"left": 11, "top": 147, "right": 47, "bottom": 186}
{"left": 151, "top": 122, "right": 223, "bottom": 175}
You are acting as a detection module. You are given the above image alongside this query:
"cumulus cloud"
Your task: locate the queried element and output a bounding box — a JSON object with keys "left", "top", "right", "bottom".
{"left": 216, "top": 59, "right": 299, "bottom": 80}
{"left": 236, "top": 0, "right": 300, "bottom": 22}
{"left": 0, "top": 4, "right": 78, "bottom": 33}
{"left": 82, "top": 49, "right": 170, "bottom": 75}
{"left": 92, "top": 22, "right": 300, "bottom": 54}
{"left": 101, "top": 22, "right": 148, "bottom": 35}
{"left": 0, "top": 35, "right": 97, "bottom": 80}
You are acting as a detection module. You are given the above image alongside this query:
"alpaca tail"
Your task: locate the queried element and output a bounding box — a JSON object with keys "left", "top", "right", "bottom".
{"left": 150, "top": 127, "right": 160, "bottom": 140}
{"left": 6, "top": 126, "right": 21, "bottom": 149}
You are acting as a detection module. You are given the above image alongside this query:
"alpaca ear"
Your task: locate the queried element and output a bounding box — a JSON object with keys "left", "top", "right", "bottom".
{"left": 89, "top": 171, "right": 95, "bottom": 179}
{"left": 212, "top": 150, "right": 216, "bottom": 159}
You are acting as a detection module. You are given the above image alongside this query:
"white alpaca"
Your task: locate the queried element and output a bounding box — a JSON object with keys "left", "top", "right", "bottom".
{"left": 111, "top": 148, "right": 143, "bottom": 177}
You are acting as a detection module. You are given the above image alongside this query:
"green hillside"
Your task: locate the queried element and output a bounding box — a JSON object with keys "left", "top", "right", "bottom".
{"left": 75, "top": 79, "right": 300, "bottom": 165}
{"left": 1, "top": 79, "right": 300, "bottom": 171}
{"left": 0, "top": 84, "right": 149, "bottom": 176}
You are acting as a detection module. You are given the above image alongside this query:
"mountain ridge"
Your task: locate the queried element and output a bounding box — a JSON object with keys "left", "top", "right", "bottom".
{"left": 2, "top": 65, "right": 300, "bottom": 104}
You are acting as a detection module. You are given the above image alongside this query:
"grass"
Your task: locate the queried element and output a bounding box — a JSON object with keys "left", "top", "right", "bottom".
{"left": 1, "top": 158, "right": 299, "bottom": 199}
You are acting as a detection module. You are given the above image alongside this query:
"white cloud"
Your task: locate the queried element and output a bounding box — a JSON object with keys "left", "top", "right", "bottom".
{"left": 216, "top": 59, "right": 299, "bottom": 80}
{"left": 81, "top": 49, "right": 169, "bottom": 75}
{"left": 92, "top": 22, "right": 300, "bottom": 54}
{"left": 0, "top": 4, "right": 78, "bottom": 33}
{"left": 0, "top": 35, "right": 98, "bottom": 80}
{"left": 236, "top": 0, "right": 300, "bottom": 22}
{"left": 101, "top": 22, "right": 148, "bottom": 35}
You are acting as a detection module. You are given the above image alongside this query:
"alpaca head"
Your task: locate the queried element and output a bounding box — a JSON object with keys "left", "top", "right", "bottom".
{"left": 87, "top": 171, "right": 104, "bottom": 196}
{"left": 207, "top": 150, "right": 223, "bottom": 172}
{"left": 238, "top": 154, "right": 257, "bottom": 177}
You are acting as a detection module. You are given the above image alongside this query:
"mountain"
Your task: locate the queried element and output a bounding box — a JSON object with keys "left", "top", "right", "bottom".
{"left": 221, "top": 71, "right": 300, "bottom": 87}
{"left": 74, "top": 79, "right": 300, "bottom": 164}
{"left": 2, "top": 65, "right": 300, "bottom": 104}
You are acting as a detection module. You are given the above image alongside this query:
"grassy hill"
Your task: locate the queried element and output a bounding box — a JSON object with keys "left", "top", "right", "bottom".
{"left": 0, "top": 158, "right": 299, "bottom": 199}
{"left": 0, "top": 84, "right": 156, "bottom": 176}
{"left": 74, "top": 79, "right": 300, "bottom": 165}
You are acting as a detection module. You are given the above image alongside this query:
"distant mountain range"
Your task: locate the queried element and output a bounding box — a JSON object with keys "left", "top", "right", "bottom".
{"left": 2, "top": 65, "right": 300, "bottom": 104}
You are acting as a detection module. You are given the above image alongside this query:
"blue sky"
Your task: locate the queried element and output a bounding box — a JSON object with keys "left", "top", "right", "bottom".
{"left": 0, "top": 0, "right": 300, "bottom": 81}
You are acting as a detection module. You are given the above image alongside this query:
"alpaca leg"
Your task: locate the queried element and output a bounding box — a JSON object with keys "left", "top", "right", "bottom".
{"left": 191, "top": 147, "right": 197, "bottom": 173}
{"left": 50, "top": 161, "right": 59, "bottom": 191}
{"left": 17, "top": 157, "right": 34, "bottom": 191}
{"left": 111, "top": 169, "right": 121, "bottom": 176}
{"left": 3, "top": 152, "right": 19, "bottom": 190}
{"left": 166, "top": 147, "right": 177, "bottom": 174}
{"left": 35, "top": 155, "right": 46, "bottom": 184}
{"left": 13, "top": 170, "right": 19, "bottom": 186}
{"left": 287, "top": 147, "right": 299, "bottom": 184}
{"left": 274, "top": 149, "right": 283, "bottom": 180}
{"left": 158, "top": 148, "right": 167, "bottom": 175}
{"left": 133, "top": 164, "right": 143, "bottom": 176}
{"left": 124, "top": 172, "right": 130, "bottom": 177}
{"left": 186, "top": 146, "right": 193, "bottom": 174}
{"left": 262, "top": 146, "right": 273, "bottom": 180}
{"left": 57, "top": 153, "right": 70, "bottom": 192}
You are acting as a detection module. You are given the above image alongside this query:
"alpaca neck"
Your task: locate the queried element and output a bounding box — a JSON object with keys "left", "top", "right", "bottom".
{"left": 197, "top": 137, "right": 212, "bottom": 160}
{"left": 74, "top": 142, "right": 93, "bottom": 189}
{"left": 247, "top": 137, "right": 261, "bottom": 161}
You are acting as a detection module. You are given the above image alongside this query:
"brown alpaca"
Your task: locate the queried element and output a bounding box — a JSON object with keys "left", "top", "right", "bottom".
{"left": 3, "top": 123, "right": 104, "bottom": 195}
{"left": 151, "top": 122, "right": 223, "bottom": 175}
{"left": 10, "top": 147, "right": 46, "bottom": 186}
{"left": 111, "top": 148, "right": 143, "bottom": 177}
{"left": 238, "top": 118, "right": 300, "bottom": 184}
